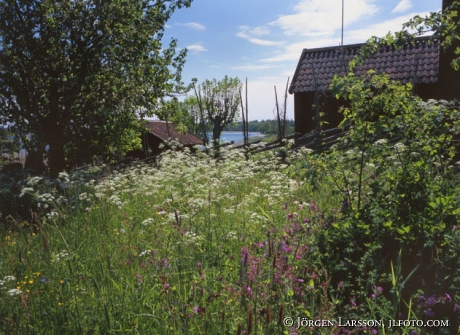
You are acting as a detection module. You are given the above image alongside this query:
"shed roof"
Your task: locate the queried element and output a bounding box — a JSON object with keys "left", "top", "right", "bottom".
{"left": 289, "top": 35, "right": 440, "bottom": 94}
{"left": 144, "top": 121, "right": 203, "bottom": 146}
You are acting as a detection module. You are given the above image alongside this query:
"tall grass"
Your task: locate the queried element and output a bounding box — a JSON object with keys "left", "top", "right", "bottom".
{"left": 1, "top": 140, "right": 457, "bottom": 334}
{"left": 0, "top": 143, "right": 341, "bottom": 334}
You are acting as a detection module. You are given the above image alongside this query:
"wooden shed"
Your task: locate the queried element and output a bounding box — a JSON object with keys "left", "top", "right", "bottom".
{"left": 133, "top": 120, "right": 203, "bottom": 158}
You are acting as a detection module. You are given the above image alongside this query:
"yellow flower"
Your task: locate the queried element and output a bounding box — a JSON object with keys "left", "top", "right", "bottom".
{"left": 58, "top": 302, "right": 63, "bottom": 306}
{"left": 60, "top": 280, "right": 64, "bottom": 284}
{"left": 33, "top": 272, "right": 40, "bottom": 277}
{"left": 16, "top": 286, "right": 21, "bottom": 290}
{"left": 28, "top": 280, "right": 34, "bottom": 284}
{"left": 24, "top": 275, "right": 28, "bottom": 279}
{"left": 26, "top": 290, "right": 30, "bottom": 293}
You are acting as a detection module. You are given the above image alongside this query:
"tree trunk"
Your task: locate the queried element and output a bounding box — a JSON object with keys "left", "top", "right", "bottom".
{"left": 212, "top": 117, "right": 222, "bottom": 148}
{"left": 47, "top": 135, "right": 67, "bottom": 178}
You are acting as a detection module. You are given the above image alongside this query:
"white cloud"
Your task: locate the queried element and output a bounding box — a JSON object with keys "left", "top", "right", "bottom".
{"left": 177, "top": 22, "right": 206, "bottom": 31}
{"left": 391, "top": 0, "right": 412, "bottom": 14}
{"left": 344, "top": 11, "right": 431, "bottom": 41}
{"left": 258, "top": 11, "right": 432, "bottom": 63}
{"left": 231, "top": 64, "right": 275, "bottom": 71}
{"left": 241, "top": 77, "right": 294, "bottom": 121}
{"left": 271, "top": 0, "right": 380, "bottom": 38}
{"left": 186, "top": 44, "right": 207, "bottom": 52}
{"left": 237, "top": 26, "right": 286, "bottom": 46}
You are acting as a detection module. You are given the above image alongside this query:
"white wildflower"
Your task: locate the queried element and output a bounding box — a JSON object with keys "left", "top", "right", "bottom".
{"left": 46, "top": 211, "right": 59, "bottom": 220}
{"left": 374, "top": 138, "right": 388, "bottom": 146}
{"left": 138, "top": 249, "right": 152, "bottom": 257}
{"left": 142, "top": 218, "right": 154, "bottom": 226}
{"left": 7, "top": 289, "right": 23, "bottom": 296}
{"left": 394, "top": 142, "right": 407, "bottom": 152}
{"left": 51, "top": 250, "right": 71, "bottom": 263}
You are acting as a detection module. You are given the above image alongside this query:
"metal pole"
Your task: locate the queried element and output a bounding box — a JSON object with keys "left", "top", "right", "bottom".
{"left": 341, "top": 0, "right": 344, "bottom": 46}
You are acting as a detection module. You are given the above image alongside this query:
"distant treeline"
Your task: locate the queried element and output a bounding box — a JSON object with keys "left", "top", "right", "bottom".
{"left": 224, "top": 119, "right": 295, "bottom": 134}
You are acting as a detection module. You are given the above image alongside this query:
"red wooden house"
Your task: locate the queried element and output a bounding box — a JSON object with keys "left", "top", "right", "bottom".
{"left": 289, "top": 0, "right": 460, "bottom": 135}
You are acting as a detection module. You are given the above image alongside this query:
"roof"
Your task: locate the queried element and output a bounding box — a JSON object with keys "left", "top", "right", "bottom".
{"left": 289, "top": 35, "right": 440, "bottom": 94}
{"left": 144, "top": 121, "right": 203, "bottom": 146}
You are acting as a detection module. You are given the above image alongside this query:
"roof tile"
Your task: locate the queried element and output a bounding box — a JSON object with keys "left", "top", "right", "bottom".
{"left": 144, "top": 121, "right": 203, "bottom": 146}
{"left": 289, "top": 36, "right": 440, "bottom": 93}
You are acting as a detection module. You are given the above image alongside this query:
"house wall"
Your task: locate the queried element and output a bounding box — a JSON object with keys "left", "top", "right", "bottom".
{"left": 294, "top": 91, "right": 348, "bottom": 134}
{"left": 438, "top": 0, "right": 460, "bottom": 101}
{"left": 294, "top": 92, "right": 316, "bottom": 134}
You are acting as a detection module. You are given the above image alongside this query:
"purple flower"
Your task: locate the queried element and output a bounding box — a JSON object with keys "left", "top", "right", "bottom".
{"left": 241, "top": 246, "right": 249, "bottom": 266}
{"left": 425, "top": 308, "right": 435, "bottom": 318}
{"left": 445, "top": 293, "right": 452, "bottom": 302}
{"left": 377, "top": 286, "right": 383, "bottom": 293}
{"left": 193, "top": 306, "right": 199, "bottom": 313}
{"left": 427, "top": 296, "right": 436, "bottom": 307}
{"left": 280, "top": 242, "right": 292, "bottom": 253}
{"left": 409, "top": 331, "right": 418, "bottom": 335}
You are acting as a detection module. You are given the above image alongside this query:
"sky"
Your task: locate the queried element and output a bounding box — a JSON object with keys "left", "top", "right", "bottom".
{"left": 163, "top": 0, "right": 442, "bottom": 121}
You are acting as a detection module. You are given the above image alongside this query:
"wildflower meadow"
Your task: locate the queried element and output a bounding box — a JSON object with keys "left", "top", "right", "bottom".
{"left": 1, "top": 126, "right": 459, "bottom": 334}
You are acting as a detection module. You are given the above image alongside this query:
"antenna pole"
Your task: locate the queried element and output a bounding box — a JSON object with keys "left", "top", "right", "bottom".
{"left": 341, "top": 0, "right": 344, "bottom": 46}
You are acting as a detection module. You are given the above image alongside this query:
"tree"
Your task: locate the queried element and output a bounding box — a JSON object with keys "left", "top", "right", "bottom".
{"left": 0, "top": 0, "right": 192, "bottom": 177}
{"left": 192, "top": 76, "right": 242, "bottom": 146}
{"left": 0, "top": 127, "right": 20, "bottom": 166}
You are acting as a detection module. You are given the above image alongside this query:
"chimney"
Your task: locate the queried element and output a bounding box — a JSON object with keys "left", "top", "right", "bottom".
{"left": 437, "top": 0, "right": 460, "bottom": 100}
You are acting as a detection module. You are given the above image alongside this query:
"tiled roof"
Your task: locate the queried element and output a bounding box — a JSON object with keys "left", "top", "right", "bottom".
{"left": 289, "top": 36, "right": 440, "bottom": 93}
{"left": 144, "top": 121, "right": 203, "bottom": 146}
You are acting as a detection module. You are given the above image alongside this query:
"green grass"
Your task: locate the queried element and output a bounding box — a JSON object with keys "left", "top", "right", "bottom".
{"left": 0, "top": 141, "right": 457, "bottom": 334}
{"left": 0, "top": 144, "right": 341, "bottom": 334}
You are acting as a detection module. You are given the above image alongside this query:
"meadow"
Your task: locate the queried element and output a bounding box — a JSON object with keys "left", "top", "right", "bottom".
{"left": 1, "top": 82, "right": 460, "bottom": 334}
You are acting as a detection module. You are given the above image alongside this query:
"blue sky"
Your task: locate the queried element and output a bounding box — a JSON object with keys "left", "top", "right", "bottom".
{"left": 164, "top": 0, "right": 442, "bottom": 120}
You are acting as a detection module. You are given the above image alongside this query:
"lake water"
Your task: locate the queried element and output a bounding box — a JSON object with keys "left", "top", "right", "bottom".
{"left": 211, "top": 131, "right": 263, "bottom": 144}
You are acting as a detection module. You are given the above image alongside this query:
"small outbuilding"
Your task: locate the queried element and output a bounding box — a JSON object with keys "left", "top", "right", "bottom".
{"left": 134, "top": 120, "right": 203, "bottom": 158}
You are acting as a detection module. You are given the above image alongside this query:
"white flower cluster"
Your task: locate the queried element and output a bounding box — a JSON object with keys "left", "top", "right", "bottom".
{"left": 1, "top": 276, "right": 22, "bottom": 296}
{"left": 7, "top": 289, "right": 23, "bottom": 296}
{"left": 138, "top": 249, "right": 152, "bottom": 257}
{"left": 51, "top": 250, "right": 72, "bottom": 263}
{"left": 142, "top": 218, "right": 154, "bottom": 226}
{"left": 181, "top": 231, "right": 203, "bottom": 247}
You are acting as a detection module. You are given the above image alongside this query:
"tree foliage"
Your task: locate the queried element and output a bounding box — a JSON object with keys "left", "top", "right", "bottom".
{"left": 192, "top": 76, "right": 242, "bottom": 145}
{"left": 0, "top": 0, "right": 192, "bottom": 176}
{"left": 309, "top": 3, "right": 460, "bottom": 327}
